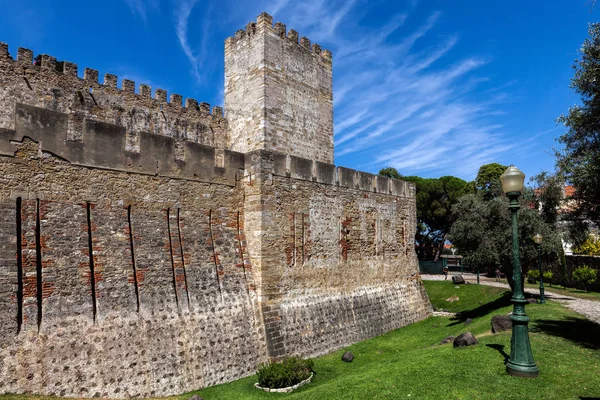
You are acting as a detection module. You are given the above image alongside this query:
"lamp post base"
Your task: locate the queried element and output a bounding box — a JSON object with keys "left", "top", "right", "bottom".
{"left": 506, "top": 299, "right": 539, "bottom": 378}
{"left": 506, "top": 362, "right": 539, "bottom": 378}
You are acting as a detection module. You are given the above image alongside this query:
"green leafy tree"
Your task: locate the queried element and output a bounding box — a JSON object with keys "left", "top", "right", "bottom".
{"left": 530, "top": 171, "right": 563, "bottom": 225}
{"left": 378, "top": 167, "right": 402, "bottom": 180}
{"left": 572, "top": 265, "right": 598, "bottom": 292}
{"left": 543, "top": 270, "right": 554, "bottom": 286}
{"left": 378, "top": 168, "right": 471, "bottom": 261}
{"left": 475, "top": 163, "right": 508, "bottom": 199}
{"left": 573, "top": 235, "right": 600, "bottom": 256}
{"left": 557, "top": 23, "right": 600, "bottom": 226}
{"left": 449, "top": 194, "right": 562, "bottom": 291}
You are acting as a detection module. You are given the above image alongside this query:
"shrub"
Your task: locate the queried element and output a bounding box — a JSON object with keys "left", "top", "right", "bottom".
{"left": 543, "top": 271, "right": 553, "bottom": 286}
{"left": 572, "top": 265, "right": 598, "bottom": 292}
{"left": 527, "top": 269, "right": 539, "bottom": 283}
{"left": 573, "top": 235, "right": 600, "bottom": 256}
{"left": 256, "top": 357, "right": 314, "bottom": 389}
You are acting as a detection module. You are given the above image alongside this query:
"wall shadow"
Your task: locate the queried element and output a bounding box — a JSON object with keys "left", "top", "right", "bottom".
{"left": 447, "top": 292, "right": 513, "bottom": 326}
{"left": 533, "top": 317, "right": 600, "bottom": 350}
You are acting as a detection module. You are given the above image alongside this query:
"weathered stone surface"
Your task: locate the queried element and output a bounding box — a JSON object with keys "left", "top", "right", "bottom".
{"left": 491, "top": 315, "right": 513, "bottom": 333}
{"left": 0, "top": 11, "right": 431, "bottom": 399}
{"left": 452, "top": 275, "right": 466, "bottom": 284}
{"left": 342, "top": 351, "right": 354, "bottom": 362}
{"left": 225, "top": 17, "right": 333, "bottom": 164}
{"left": 453, "top": 332, "right": 478, "bottom": 347}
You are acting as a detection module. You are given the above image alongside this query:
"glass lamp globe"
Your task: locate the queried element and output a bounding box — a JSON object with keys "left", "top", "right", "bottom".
{"left": 533, "top": 233, "right": 543, "bottom": 244}
{"left": 500, "top": 165, "right": 526, "bottom": 194}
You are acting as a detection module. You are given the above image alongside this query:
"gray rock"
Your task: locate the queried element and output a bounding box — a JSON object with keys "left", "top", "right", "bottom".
{"left": 188, "top": 395, "right": 204, "bottom": 400}
{"left": 439, "top": 336, "right": 455, "bottom": 345}
{"left": 342, "top": 351, "right": 354, "bottom": 362}
{"left": 452, "top": 275, "right": 466, "bottom": 284}
{"left": 491, "top": 315, "right": 513, "bottom": 333}
{"left": 453, "top": 332, "right": 478, "bottom": 347}
{"left": 465, "top": 318, "right": 473, "bottom": 326}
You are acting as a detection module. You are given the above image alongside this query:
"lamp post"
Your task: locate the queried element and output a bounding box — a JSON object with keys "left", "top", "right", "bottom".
{"left": 533, "top": 233, "right": 546, "bottom": 304}
{"left": 500, "top": 165, "right": 539, "bottom": 378}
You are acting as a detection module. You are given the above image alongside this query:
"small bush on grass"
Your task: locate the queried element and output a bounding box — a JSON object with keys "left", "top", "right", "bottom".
{"left": 543, "top": 271, "right": 554, "bottom": 286}
{"left": 256, "top": 357, "right": 314, "bottom": 389}
{"left": 527, "top": 269, "right": 539, "bottom": 283}
{"left": 572, "top": 265, "right": 598, "bottom": 292}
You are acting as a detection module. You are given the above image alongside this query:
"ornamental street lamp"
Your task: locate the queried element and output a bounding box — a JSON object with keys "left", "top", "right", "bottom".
{"left": 533, "top": 233, "right": 546, "bottom": 304}
{"left": 500, "top": 165, "right": 539, "bottom": 378}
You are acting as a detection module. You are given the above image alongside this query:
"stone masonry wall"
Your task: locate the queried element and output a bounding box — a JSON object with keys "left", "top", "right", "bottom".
{"left": 225, "top": 13, "right": 334, "bottom": 164}
{"left": 0, "top": 11, "right": 432, "bottom": 397}
{"left": 0, "top": 42, "right": 229, "bottom": 155}
{"left": 0, "top": 133, "right": 267, "bottom": 397}
{"left": 244, "top": 150, "right": 431, "bottom": 360}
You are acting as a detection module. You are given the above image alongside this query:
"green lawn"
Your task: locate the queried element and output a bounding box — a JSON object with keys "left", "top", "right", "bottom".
{"left": 523, "top": 281, "right": 600, "bottom": 301}
{"left": 183, "top": 281, "right": 600, "bottom": 400}
{"left": 2, "top": 281, "right": 599, "bottom": 400}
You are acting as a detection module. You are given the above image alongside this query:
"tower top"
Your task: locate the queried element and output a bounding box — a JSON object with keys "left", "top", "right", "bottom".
{"left": 224, "top": 12, "right": 334, "bottom": 163}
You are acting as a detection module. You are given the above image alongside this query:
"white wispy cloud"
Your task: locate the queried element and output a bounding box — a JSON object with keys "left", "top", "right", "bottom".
{"left": 256, "top": 1, "right": 516, "bottom": 179}
{"left": 174, "top": 0, "right": 203, "bottom": 83}
{"left": 154, "top": 0, "right": 517, "bottom": 179}
{"left": 123, "top": 0, "right": 159, "bottom": 22}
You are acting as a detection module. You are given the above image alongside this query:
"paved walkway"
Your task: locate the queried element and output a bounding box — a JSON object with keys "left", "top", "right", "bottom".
{"left": 421, "top": 273, "right": 600, "bottom": 325}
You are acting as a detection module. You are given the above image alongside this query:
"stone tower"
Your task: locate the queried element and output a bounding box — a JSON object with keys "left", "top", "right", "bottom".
{"left": 224, "top": 12, "right": 334, "bottom": 164}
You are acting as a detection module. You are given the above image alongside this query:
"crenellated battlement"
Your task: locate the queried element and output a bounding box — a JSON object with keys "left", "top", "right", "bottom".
{"left": 2, "top": 43, "right": 224, "bottom": 115}
{"left": 225, "top": 12, "right": 334, "bottom": 164}
{"left": 0, "top": 43, "right": 229, "bottom": 156}
{"left": 224, "top": 12, "right": 332, "bottom": 65}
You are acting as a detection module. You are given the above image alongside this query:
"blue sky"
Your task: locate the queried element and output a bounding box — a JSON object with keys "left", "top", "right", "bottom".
{"left": 0, "top": 0, "right": 596, "bottom": 182}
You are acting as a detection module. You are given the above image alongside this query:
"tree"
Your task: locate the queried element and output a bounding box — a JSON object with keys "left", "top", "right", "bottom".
{"left": 557, "top": 23, "right": 600, "bottom": 226}
{"left": 530, "top": 171, "right": 564, "bottom": 225}
{"left": 378, "top": 167, "right": 402, "bottom": 180}
{"left": 475, "top": 163, "right": 508, "bottom": 199}
{"left": 449, "top": 194, "right": 562, "bottom": 291}
{"left": 378, "top": 168, "right": 471, "bottom": 261}
{"left": 573, "top": 235, "right": 600, "bottom": 256}
{"left": 572, "top": 265, "right": 598, "bottom": 292}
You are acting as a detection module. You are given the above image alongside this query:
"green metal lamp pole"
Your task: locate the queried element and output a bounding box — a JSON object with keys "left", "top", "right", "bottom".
{"left": 501, "top": 166, "right": 539, "bottom": 378}
{"left": 533, "top": 233, "right": 546, "bottom": 304}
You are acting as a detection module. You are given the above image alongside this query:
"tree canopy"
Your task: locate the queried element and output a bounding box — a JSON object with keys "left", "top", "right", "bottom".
{"left": 475, "top": 162, "right": 508, "bottom": 199}
{"left": 557, "top": 22, "right": 600, "bottom": 225}
{"left": 449, "top": 194, "right": 562, "bottom": 290}
{"left": 378, "top": 167, "right": 471, "bottom": 260}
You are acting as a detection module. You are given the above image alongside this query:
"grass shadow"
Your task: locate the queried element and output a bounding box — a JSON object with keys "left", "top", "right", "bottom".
{"left": 533, "top": 317, "right": 600, "bottom": 350}
{"left": 485, "top": 343, "right": 509, "bottom": 363}
{"left": 447, "top": 292, "right": 513, "bottom": 326}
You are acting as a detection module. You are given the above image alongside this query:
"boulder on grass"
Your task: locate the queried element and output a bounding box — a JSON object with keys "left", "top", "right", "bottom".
{"left": 452, "top": 275, "right": 466, "bottom": 284}
{"left": 491, "top": 315, "right": 512, "bottom": 333}
{"left": 188, "top": 395, "right": 204, "bottom": 400}
{"left": 465, "top": 318, "right": 473, "bottom": 326}
{"left": 453, "top": 332, "right": 478, "bottom": 347}
{"left": 342, "top": 351, "right": 354, "bottom": 362}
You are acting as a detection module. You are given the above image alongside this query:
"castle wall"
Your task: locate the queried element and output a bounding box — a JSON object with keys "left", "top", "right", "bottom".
{"left": 0, "top": 13, "right": 431, "bottom": 397}
{"left": 243, "top": 150, "right": 431, "bottom": 360}
{"left": 0, "top": 110, "right": 267, "bottom": 398}
{"left": 225, "top": 13, "right": 334, "bottom": 164}
{"left": 0, "top": 43, "right": 229, "bottom": 154}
